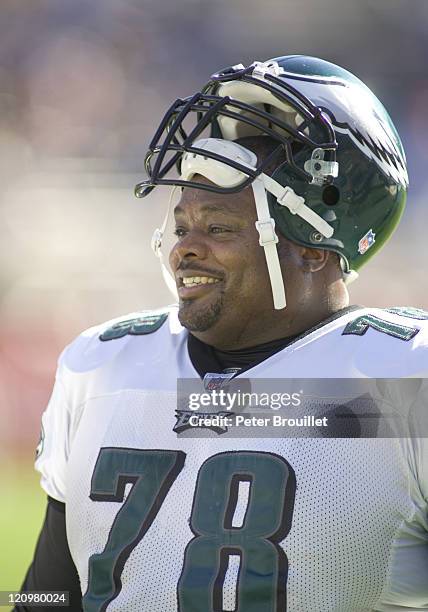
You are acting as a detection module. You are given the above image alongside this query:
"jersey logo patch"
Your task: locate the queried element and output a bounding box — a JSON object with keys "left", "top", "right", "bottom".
{"left": 203, "top": 368, "right": 241, "bottom": 390}
{"left": 99, "top": 312, "right": 168, "bottom": 341}
{"left": 174, "top": 410, "right": 232, "bottom": 435}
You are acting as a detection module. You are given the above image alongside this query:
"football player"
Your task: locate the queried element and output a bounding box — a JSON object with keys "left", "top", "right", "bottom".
{"left": 17, "top": 56, "right": 428, "bottom": 611}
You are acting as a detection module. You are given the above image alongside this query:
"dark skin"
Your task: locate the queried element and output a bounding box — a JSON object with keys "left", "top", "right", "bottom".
{"left": 169, "top": 178, "right": 349, "bottom": 350}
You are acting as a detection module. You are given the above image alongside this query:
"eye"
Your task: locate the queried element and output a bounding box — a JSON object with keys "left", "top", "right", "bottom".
{"left": 173, "top": 227, "right": 187, "bottom": 237}
{"left": 209, "top": 225, "right": 230, "bottom": 234}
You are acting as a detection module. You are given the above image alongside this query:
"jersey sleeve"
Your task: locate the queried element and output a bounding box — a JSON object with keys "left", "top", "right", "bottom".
{"left": 34, "top": 351, "right": 73, "bottom": 503}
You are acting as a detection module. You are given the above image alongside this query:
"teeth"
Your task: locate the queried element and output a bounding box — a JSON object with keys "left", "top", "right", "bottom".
{"left": 182, "top": 276, "right": 221, "bottom": 287}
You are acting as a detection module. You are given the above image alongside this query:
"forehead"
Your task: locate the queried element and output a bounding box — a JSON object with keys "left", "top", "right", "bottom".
{"left": 174, "top": 177, "right": 255, "bottom": 219}
{"left": 174, "top": 187, "right": 256, "bottom": 217}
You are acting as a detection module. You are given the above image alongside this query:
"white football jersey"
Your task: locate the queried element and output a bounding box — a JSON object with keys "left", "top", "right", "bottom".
{"left": 35, "top": 305, "right": 428, "bottom": 611}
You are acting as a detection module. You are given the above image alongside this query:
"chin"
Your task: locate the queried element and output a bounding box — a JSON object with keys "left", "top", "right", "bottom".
{"left": 178, "top": 297, "right": 223, "bottom": 332}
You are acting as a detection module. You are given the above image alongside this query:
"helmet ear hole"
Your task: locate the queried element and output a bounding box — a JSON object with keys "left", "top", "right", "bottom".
{"left": 322, "top": 185, "right": 340, "bottom": 206}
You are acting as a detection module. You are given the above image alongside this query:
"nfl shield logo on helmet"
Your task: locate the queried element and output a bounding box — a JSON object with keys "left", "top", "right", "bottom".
{"left": 358, "top": 229, "right": 376, "bottom": 255}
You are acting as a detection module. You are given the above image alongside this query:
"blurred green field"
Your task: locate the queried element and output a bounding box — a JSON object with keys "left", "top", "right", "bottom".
{"left": 0, "top": 457, "right": 46, "bottom": 592}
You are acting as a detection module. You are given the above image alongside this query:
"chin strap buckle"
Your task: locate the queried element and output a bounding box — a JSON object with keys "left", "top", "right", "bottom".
{"left": 255, "top": 218, "right": 279, "bottom": 247}
{"left": 151, "top": 228, "right": 163, "bottom": 258}
{"left": 277, "top": 186, "right": 305, "bottom": 215}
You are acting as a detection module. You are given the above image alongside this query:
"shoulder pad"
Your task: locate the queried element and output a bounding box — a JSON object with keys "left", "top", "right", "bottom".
{"left": 58, "top": 307, "right": 178, "bottom": 376}
{"left": 99, "top": 311, "right": 169, "bottom": 341}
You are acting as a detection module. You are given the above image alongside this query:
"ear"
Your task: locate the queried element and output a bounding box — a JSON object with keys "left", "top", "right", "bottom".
{"left": 299, "top": 245, "right": 330, "bottom": 273}
{"left": 278, "top": 236, "right": 329, "bottom": 273}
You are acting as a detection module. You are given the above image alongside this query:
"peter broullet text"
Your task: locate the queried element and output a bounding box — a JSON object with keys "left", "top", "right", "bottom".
{"left": 187, "top": 414, "right": 329, "bottom": 428}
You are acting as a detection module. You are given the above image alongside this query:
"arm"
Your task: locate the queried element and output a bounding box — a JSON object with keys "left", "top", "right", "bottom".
{"left": 17, "top": 331, "right": 100, "bottom": 611}
{"left": 14, "top": 497, "right": 82, "bottom": 612}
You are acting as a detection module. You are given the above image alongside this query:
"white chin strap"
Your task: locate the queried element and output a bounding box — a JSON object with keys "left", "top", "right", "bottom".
{"left": 151, "top": 138, "right": 335, "bottom": 309}
{"left": 151, "top": 186, "right": 180, "bottom": 300}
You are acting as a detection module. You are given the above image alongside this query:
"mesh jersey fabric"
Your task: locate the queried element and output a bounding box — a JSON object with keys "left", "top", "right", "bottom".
{"left": 35, "top": 306, "right": 428, "bottom": 611}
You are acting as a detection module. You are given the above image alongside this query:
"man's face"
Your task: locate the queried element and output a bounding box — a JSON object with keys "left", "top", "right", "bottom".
{"left": 169, "top": 180, "right": 275, "bottom": 334}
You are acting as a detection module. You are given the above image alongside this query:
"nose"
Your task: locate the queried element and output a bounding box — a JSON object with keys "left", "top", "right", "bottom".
{"left": 169, "top": 229, "right": 210, "bottom": 270}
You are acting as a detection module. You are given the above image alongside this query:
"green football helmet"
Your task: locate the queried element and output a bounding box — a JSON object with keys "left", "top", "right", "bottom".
{"left": 136, "top": 55, "right": 408, "bottom": 307}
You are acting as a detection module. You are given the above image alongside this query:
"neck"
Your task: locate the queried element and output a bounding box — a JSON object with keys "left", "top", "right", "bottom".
{"left": 192, "top": 294, "right": 349, "bottom": 350}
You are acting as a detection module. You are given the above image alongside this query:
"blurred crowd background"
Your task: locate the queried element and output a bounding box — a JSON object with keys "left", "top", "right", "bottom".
{"left": 0, "top": 0, "right": 427, "bottom": 581}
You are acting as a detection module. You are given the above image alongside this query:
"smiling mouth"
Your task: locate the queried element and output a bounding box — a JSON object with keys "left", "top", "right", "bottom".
{"left": 180, "top": 276, "right": 222, "bottom": 288}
